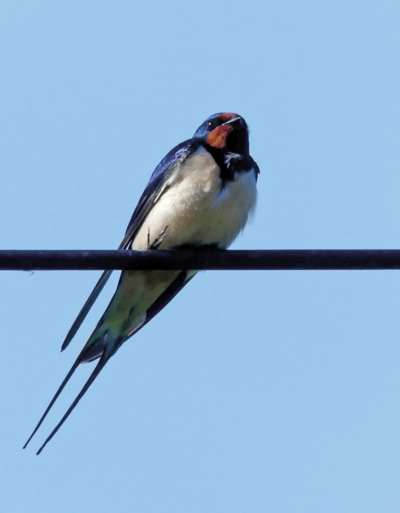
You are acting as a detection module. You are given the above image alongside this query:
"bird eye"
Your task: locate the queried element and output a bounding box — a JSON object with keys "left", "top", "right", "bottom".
{"left": 207, "top": 119, "right": 220, "bottom": 130}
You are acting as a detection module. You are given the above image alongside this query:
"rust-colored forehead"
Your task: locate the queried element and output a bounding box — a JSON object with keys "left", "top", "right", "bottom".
{"left": 206, "top": 124, "right": 233, "bottom": 149}
{"left": 218, "top": 112, "right": 239, "bottom": 122}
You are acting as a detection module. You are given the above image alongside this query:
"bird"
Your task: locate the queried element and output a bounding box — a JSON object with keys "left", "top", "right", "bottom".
{"left": 24, "top": 112, "right": 260, "bottom": 454}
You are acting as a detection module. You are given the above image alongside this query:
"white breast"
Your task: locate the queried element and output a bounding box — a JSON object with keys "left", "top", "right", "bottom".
{"left": 131, "top": 146, "right": 257, "bottom": 251}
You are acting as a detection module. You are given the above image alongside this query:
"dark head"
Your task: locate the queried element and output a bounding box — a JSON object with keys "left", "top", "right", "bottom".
{"left": 193, "top": 113, "right": 250, "bottom": 155}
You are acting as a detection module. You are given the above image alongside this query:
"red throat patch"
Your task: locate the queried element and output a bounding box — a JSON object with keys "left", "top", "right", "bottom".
{"left": 206, "top": 124, "right": 233, "bottom": 149}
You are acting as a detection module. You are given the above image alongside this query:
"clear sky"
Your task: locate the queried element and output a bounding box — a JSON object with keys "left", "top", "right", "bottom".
{"left": 1, "top": 1, "right": 400, "bottom": 512}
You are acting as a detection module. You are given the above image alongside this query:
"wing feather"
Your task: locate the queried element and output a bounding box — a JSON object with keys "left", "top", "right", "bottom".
{"left": 61, "top": 139, "right": 197, "bottom": 351}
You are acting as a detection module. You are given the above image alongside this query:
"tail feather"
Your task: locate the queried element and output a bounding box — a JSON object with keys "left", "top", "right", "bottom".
{"left": 24, "top": 328, "right": 119, "bottom": 451}
{"left": 78, "top": 323, "right": 110, "bottom": 364}
{"left": 36, "top": 348, "right": 113, "bottom": 455}
{"left": 25, "top": 271, "right": 196, "bottom": 452}
{"left": 61, "top": 270, "right": 113, "bottom": 352}
{"left": 23, "top": 359, "right": 80, "bottom": 449}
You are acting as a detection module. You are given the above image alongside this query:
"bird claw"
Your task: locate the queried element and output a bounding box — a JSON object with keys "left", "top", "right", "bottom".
{"left": 148, "top": 225, "right": 169, "bottom": 250}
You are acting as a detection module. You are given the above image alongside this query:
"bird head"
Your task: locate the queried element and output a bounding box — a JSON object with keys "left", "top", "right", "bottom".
{"left": 193, "top": 113, "right": 249, "bottom": 155}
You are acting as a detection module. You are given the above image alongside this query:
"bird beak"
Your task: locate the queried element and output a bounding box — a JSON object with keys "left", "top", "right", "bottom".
{"left": 221, "top": 116, "right": 241, "bottom": 126}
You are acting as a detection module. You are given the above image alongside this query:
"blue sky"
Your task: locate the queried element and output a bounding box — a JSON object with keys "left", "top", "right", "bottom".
{"left": 1, "top": 1, "right": 400, "bottom": 511}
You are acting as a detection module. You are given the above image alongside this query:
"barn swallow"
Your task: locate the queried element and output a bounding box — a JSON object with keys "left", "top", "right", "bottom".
{"left": 24, "top": 112, "right": 260, "bottom": 454}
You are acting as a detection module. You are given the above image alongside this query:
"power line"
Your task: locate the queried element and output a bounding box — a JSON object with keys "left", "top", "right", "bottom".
{"left": 1, "top": 249, "right": 400, "bottom": 271}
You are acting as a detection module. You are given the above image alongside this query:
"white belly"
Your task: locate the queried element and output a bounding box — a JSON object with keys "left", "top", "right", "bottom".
{"left": 101, "top": 146, "right": 257, "bottom": 336}
{"left": 131, "top": 146, "right": 257, "bottom": 251}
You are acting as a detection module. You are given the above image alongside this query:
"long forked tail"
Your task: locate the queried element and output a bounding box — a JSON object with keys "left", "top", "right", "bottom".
{"left": 36, "top": 349, "right": 112, "bottom": 455}
{"left": 24, "top": 329, "right": 123, "bottom": 454}
{"left": 23, "top": 359, "right": 80, "bottom": 449}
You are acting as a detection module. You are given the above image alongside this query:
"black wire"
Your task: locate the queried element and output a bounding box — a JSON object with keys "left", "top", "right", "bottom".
{"left": 1, "top": 249, "right": 400, "bottom": 271}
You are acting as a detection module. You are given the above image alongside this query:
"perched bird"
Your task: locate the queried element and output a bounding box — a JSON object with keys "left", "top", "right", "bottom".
{"left": 24, "top": 112, "right": 260, "bottom": 454}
